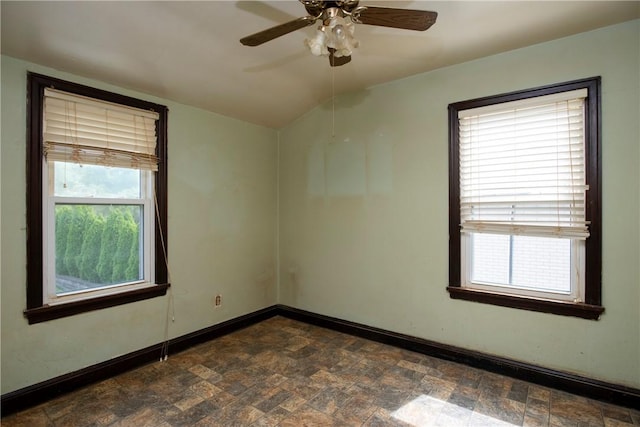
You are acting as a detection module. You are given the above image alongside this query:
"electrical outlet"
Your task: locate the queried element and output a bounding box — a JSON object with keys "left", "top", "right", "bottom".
{"left": 214, "top": 294, "right": 222, "bottom": 308}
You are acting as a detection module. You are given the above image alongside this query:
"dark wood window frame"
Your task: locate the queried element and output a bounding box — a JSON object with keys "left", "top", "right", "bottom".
{"left": 24, "top": 72, "right": 170, "bottom": 324}
{"left": 447, "top": 77, "right": 604, "bottom": 320}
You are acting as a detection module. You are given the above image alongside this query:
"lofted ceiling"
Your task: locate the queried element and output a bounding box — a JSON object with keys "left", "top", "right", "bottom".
{"left": 1, "top": 1, "right": 638, "bottom": 129}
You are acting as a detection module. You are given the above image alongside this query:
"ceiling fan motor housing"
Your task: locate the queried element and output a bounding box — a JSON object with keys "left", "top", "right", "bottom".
{"left": 302, "top": 0, "right": 361, "bottom": 18}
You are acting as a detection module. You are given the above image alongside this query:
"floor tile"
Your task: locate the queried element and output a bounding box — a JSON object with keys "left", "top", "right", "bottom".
{"left": 1, "top": 316, "right": 635, "bottom": 427}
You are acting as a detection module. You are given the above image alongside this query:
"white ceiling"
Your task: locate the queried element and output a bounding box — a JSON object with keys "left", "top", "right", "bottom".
{"left": 2, "top": 1, "right": 638, "bottom": 128}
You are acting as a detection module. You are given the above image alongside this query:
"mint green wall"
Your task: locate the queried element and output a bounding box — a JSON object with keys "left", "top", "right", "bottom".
{"left": 2, "top": 20, "right": 639, "bottom": 397}
{"left": 278, "top": 20, "right": 640, "bottom": 388}
{"left": 0, "top": 56, "right": 278, "bottom": 394}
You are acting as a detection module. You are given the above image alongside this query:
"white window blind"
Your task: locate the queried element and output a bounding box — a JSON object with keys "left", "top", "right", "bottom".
{"left": 43, "top": 88, "right": 160, "bottom": 171}
{"left": 458, "top": 88, "right": 589, "bottom": 240}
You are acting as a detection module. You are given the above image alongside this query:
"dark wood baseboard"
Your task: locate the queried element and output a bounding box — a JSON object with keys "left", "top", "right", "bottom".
{"left": 275, "top": 305, "right": 640, "bottom": 409}
{"left": 3, "top": 304, "right": 639, "bottom": 416}
{"left": 0, "top": 305, "right": 279, "bottom": 416}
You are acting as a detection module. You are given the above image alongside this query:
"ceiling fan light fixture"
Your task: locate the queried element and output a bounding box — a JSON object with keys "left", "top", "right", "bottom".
{"left": 305, "top": 28, "right": 329, "bottom": 56}
{"left": 304, "top": 14, "right": 359, "bottom": 59}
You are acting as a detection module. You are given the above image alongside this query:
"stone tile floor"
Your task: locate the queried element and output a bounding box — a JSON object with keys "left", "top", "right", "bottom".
{"left": 3, "top": 316, "right": 638, "bottom": 426}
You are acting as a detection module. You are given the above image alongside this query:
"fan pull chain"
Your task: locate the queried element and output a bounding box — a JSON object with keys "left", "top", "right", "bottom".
{"left": 331, "top": 63, "right": 335, "bottom": 139}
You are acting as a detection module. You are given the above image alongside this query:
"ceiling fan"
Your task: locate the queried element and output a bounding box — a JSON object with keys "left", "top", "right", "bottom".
{"left": 240, "top": 0, "right": 438, "bottom": 67}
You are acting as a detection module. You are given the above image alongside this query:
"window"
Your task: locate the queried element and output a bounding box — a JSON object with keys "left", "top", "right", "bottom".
{"left": 25, "top": 73, "right": 169, "bottom": 324}
{"left": 448, "top": 78, "right": 603, "bottom": 319}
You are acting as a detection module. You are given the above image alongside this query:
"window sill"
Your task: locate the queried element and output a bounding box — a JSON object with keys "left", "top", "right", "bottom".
{"left": 24, "top": 283, "right": 170, "bottom": 324}
{"left": 447, "top": 286, "right": 604, "bottom": 320}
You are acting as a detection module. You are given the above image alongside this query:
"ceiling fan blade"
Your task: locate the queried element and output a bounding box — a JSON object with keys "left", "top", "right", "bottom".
{"left": 240, "top": 16, "right": 317, "bottom": 46}
{"left": 356, "top": 7, "right": 437, "bottom": 31}
{"left": 328, "top": 48, "right": 351, "bottom": 67}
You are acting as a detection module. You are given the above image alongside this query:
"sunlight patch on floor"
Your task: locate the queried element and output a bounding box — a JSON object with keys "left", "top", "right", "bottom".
{"left": 391, "top": 394, "right": 517, "bottom": 427}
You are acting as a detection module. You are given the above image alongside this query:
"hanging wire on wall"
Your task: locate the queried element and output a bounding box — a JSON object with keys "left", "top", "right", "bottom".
{"left": 155, "top": 192, "right": 175, "bottom": 362}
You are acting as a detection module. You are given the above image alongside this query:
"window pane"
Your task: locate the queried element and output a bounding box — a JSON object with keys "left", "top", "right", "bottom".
{"left": 511, "top": 235, "right": 571, "bottom": 293}
{"left": 55, "top": 204, "right": 143, "bottom": 295}
{"left": 471, "top": 233, "right": 511, "bottom": 285}
{"left": 470, "top": 233, "right": 571, "bottom": 294}
{"left": 53, "top": 162, "right": 141, "bottom": 198}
